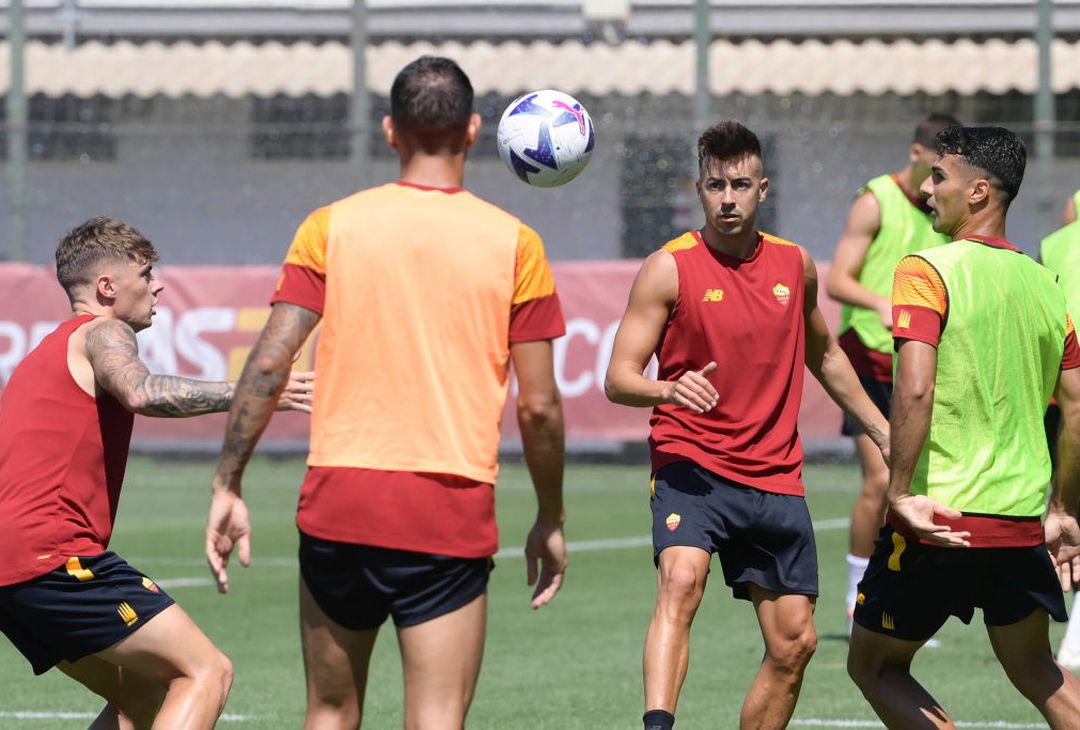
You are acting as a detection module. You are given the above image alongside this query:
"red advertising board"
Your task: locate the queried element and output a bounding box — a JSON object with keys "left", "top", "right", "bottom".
{"left": 0, "top": 262, "right": 845, "bottom": 452}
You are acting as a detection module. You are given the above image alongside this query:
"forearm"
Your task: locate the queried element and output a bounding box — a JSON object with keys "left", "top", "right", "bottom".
{"left": 213, "top": 348, "right": 291, "bottom": 494}
{"left": 604, "top": 365, "right": 669, "bottom": 408}
{"left": 129, "top": 375, "right": 234, "bottom": 417}
{"left": 887, "top": 389, "right": 932, "bottom": 500}
{"left": 811, "top": 346, "right": 887, "bottom": 443}
{"left": 519, "top": 397, "right": 566, "bottom": 524}
{"left": 826, "top": 274, "right": 889, "bottom": 312}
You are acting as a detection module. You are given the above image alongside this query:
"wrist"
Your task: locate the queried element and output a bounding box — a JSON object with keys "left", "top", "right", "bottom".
{"left": 535, "top": 510, "right": 565, "bottom": 528}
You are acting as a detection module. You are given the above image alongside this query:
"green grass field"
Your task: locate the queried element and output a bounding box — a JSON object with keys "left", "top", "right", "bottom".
{"left": 0, "top": 457, "right": 1066, "bottom": 728}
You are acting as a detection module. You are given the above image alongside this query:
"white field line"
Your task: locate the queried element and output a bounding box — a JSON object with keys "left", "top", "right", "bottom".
{"left": 792, "top": 722, "right": 1045, "bottom": 729}
{"left": 0, "top": 711, "right": 254, "bottom": 721}
{"left": 130, "top": 517, "right": 853, "bottom": 567}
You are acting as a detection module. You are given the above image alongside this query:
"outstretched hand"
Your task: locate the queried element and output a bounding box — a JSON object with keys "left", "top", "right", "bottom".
{"left": 662, "top": 362, "right": 718, "bottom": 414}
{"left": 888, "top": 494, "right": 970, "bottom": 548}
{"left": 206, "top": 490, "right": 251, "bottom": 594}
{"left": 277, "top": 370, "right": 314, "bottom": 413}
{"left": 1045, "top": 510, "right": 1080, "bottom": 592}
{"left": 524, "top": 519, "right": 567, "bottom": 609}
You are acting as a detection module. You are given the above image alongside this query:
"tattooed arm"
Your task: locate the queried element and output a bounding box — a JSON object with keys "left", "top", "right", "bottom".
{"left": 207, "top": 302, "right": 320, "bottom": 592}
{"left": 87, "top": 319, "right": 234, "bottom": 417}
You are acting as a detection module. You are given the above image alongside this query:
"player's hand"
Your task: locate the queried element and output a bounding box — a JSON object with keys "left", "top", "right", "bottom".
{"left": 888, "top": 494, "right": 970, "bottom": 548}
{"left": 661, "top": 362, "right": 718, "bottom": 414}
{"left": 206, "top": 490, "right": 252, "bottom": 594}
{"left": 276, "top": 370, "right": 314, "bottom": 413}
{"left": 524, "top": 518, "right": 567, "bottom": 609}
{"left": 878, "top": 299, "right": 894, "bottom": 331}
{"left": 1045, "top": 510, "right": 1080, "bottom": 591}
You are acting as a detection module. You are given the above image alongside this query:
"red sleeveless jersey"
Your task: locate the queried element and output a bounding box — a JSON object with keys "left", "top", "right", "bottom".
{"left": 650, "top": 230, "right": 807, "bottom": 496}
{"left": 0, "top": 315, "right": 134, "bottom": 586}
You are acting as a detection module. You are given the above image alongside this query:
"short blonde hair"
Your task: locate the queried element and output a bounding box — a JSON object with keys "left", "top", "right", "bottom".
{"left": 55, "top": 216, "right": 159, "bottom": 300}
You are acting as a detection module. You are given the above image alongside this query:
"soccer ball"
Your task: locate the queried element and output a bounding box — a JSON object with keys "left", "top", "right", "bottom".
{"left": 496, "top": 90, "right": 595, "bottom": 187}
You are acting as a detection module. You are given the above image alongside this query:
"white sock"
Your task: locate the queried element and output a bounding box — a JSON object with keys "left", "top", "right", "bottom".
{"left": 1062, "top": 593, "right": 1080, "bottom": 654}
{"left": 846, "top": 553, "right": 870, "bottom": 613}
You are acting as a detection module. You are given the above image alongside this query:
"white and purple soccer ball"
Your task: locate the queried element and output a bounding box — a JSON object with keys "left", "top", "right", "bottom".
{"left": 496, "top": 90, "right": 595, "bottom": 187}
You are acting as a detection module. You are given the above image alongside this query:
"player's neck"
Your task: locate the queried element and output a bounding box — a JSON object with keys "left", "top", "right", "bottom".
{"left": 397, "top": 153, "right": 466, "bottom": 190}
{"left": 893, "top": 166, "right": 927, "bottom": 200}
{"left": 71, "top": 301, "right": 108, "bottom": 319}
{"left": 950, "top": 214, "right": 1007, "bottom": 242}
{"left": 700, "top": 225, "right": 759, "bottom": 259}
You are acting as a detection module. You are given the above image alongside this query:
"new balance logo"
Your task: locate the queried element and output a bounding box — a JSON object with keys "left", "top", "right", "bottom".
{"left": 881, "top": 612, "right": 895, "bottom": 631}
{"left": 896, "top": 310, "right": 911, "bottom": 330}
{"left": 117, "top": 602, "right": 139, "bottom": 627}
{"left": 702, "top": 288, "right": 724, "bottom": 302}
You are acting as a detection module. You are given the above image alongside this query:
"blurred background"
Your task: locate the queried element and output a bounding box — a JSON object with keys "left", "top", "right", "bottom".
{"left": 2, "top": 0, "right": 1079, "bottom": 453}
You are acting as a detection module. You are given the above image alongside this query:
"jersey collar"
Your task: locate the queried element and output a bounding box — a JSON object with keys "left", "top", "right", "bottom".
{"left": 964, "top": 235, "right": 1022, "bottom": 253}
{"left": 891, "top": 174, "right": 932, "bottom": 214}
{"left": 395, "top": 180, "right": 464, "bottom": 194}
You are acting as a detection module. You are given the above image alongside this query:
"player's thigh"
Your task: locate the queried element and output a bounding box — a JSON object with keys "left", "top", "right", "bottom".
{"left": 650, "top": 461, "right": 731, "bottom": 562}
{"left": 720, "top": 489, "right": 818, "bottom": 602}
{"left": 986, "top": 608, "right": 1054, "bottom": 673}
{"left": 298, "top": 573, "right": 379, "bottom": 705}
{"left": 848, "top": 622, "right": 925, "bottom": 677}
{"left": 749, "top": 586, "right": 816, "bottom": 658}
{"left": 397, "top": 593, "right": 487, "bottom": 724}
{"left": 93, "top": 603, "right": 229, "bottom": 686}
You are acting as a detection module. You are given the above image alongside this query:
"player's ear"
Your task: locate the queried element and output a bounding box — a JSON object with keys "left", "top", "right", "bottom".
{"left": 463, "top": 113, "right": 482, "bottom": 150}
{"left": 96, "top": 274, "right": 117, "bottom": 303}
{"left": 909, "top": 143, "right": 922, "bottom": 165}
{"left": 758, "top": 176, "right": 769, "bottom": 203}
{"left": 969, "top": 177, "right": 991, "bottom": 206}
{"left": 382, "top": 115, "right": 397, "bottom": 150}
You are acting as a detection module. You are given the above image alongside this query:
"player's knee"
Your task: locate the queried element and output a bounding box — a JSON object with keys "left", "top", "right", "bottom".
{"left": 769, "top": 625, "right": 817, "bottom": 677}
{"left": 187, "top": 648, "right": 233, "bottom": 710}
{"left": 306, "top": 703, "right": 361, "bottom": 730}
{"left": 859, "top": 466, "right": 889, "bottom": 500}
{"left": 214, "top": 651, "right": 234, "bottom": 705}
{"left": 657, "top": 563, "right": 707, "bottom": 612}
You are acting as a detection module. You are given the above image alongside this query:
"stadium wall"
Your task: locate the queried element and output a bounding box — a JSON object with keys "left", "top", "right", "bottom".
{"left": 0, "top": 261, "right": 848, "bottom": 455}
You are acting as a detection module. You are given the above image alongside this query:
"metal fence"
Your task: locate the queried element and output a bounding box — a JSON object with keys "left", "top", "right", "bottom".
{"left": 2, "top": 88, "right": 1080, "bottom": 266}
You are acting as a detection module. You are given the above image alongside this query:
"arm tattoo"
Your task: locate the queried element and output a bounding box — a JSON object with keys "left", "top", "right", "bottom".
{"left": 86, "top": 320, "right": 233, "bottom": 417}
{"left": 217, "top": 304, "right": 321, "bottom": 481}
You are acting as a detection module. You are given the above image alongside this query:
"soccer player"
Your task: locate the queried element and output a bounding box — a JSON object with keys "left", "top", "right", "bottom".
{"left": 204, "top": 56, "right": 568, "bottom": 729}
{"left": 848, "top": 125, "right": 1080, "bottom": 728}
{"left": 1042, "top": 198, "right": 1080, "bottom": 669}
{"left": 826, "top": 112, "right": 958, "bottom": 632}
{"left": 604, "top": 121, "right": 889, "bottom": 730}
{"left": 0, "top": 216, "right": 312, "bottom": 729}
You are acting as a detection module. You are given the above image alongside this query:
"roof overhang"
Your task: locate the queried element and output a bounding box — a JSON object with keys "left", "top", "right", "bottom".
{"left": 3, "top": 1, "right": 1080, "bottom": 41}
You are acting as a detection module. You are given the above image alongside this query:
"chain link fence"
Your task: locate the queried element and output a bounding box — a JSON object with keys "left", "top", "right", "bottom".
{"left": 3, "top": 86, "right": 1080, "bottom": 264}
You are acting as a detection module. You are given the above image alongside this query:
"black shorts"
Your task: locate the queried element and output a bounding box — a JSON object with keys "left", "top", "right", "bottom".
{"left": 842, "top": 374, "right": 892, "bottom": 437}
{"left": 650, "top": 461, "right": 819, "bottom": 601}
{"left": 0, "top": 552, "right": 175, "bottom": 675}
{"left": 853, "top": 526, "right": 1068, "bottom": 642}
{"left": 298, "top": 531, "right": 493, "bottom": 631}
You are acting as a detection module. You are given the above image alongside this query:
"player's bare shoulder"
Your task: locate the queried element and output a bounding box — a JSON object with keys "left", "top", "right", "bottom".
{"left": 83, "top": 318, "right": 140, "bottom": 361}
{"left": 66, "top": 318, "right": 139, "bottom": 396}
{"left": 633, "top": 244, "right": 680, "bottom": 309}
